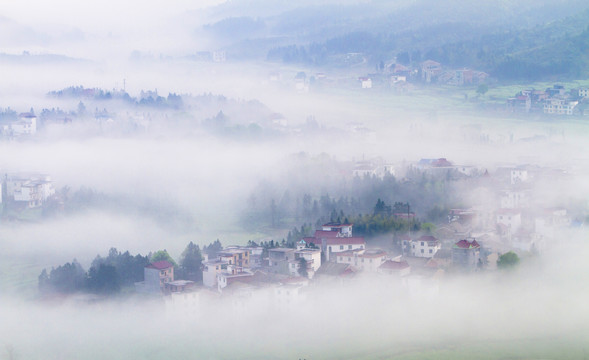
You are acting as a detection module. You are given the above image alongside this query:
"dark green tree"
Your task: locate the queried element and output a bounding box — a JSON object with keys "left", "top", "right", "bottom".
{"left": 497, "top": 251, "right": 520, "bottom": 269}
{"left": 86, "top": 264, "right": 120, "bottom": 295}
{"left": 476, "top": 84, "right": 489, "bottom": 96}
{"left": 179, "top": 241, "right": 203, "bottom": 282}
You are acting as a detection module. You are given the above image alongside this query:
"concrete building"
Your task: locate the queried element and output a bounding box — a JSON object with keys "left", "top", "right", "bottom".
{"left": 202, "top": 259, "right": 228, "bottom": 288}
{"left": 137, "top": 260, "right": 174, "bottom": 293}
{"left": 496, "top": 209, "right": 522, "bottom": 235}
{"left": 410, "top": 235, "right": 441, "bottom": 258}
{"left": 378, "top": 260, "right": 410, "bottom": 276}
{"left": 217, "top": 265, "right": 254, "bottom": 293}
{"left": 543, "top": 98, "right": 578, "bottom": 115}
{"left": 452, "top": 238, "right": 481, "bottom": 270}
{"left": 5, "top": 173, "right": 55, "bottom": 208}
{"left": 217, "top": 248, "right": 250, "bottom": 268}
{"left": 268, "top": 248, "right": 295, "bottom": 274}
{"left": 291, "top": 248, "right": 321, "bottom": 278}
{"left": 335, "top": 248, "right": 387, "bottom": 272}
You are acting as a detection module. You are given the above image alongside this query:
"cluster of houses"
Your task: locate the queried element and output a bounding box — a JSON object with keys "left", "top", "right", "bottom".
{"left": 437, "top": 164, "right": 572, "bottom": 258}
{"left": 507, "top": 84, "right": 589, "bottom": 116}
{"left": 0, "top": 112, "right": 37, "bottom": 139}
{"left": 356, "top": 59, "right": 489, "bottom": 90}
{"left": 1, "top": 173, "right": 56, "bottom": 209}
{"left": 136, "top": 218, "right": 508, "bottom": 317}
{"left": 276, "top": 58, "right": 490, "bottom": 93}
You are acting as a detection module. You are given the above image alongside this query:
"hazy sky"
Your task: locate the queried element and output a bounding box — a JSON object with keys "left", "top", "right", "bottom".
{"left": 1, "top": 0, "right": 225, "bottom": 30}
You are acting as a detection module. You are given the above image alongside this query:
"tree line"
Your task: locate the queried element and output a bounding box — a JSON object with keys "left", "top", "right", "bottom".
{"left": 38, "top": 240, "right": 214, "bottom": 297}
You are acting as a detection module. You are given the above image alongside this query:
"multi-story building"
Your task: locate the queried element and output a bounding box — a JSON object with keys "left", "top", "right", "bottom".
{"left": 268, "top": 248, "right": 295, "bottom": 274}
{"left": 335, "top": 248, "right": 387, "bottom": 272}
{"left": 202, "top": 259, "right": 228, "bottom": 288}
{"left": 141, "top": 260, "right": 174, "bottom": 293}
{"left": 217, "top": 248, "right": 250, "bottom": 268}
{"left": 5, "top": 173, "right": 55, "bottom": 208}
{"left": 402, "top": 235, "right": 441, "bottom": 258}
{"left": 290, "top": 248, "right": 321, "bottom": 278}
{"left": 452, "top": 238, "right": 481, "bottom": 270}
{"left": 543, "top": 98, "right": 578, "bottom": 115}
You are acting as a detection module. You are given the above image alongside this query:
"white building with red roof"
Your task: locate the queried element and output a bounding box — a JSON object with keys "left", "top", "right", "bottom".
{"left": 323, "top": 237, "right": 366, "bottom": 262}
{"left": 378, "top": 260, "right": 410, "bottom": 277}
{"left": 409, "top": 235, "right": 441, "bottom": 258}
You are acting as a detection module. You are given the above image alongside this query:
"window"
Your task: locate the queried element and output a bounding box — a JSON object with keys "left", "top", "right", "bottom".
{"left": 348, "top": 257, "right": 351, "bottom": 261}
{"left": 340, "top": 245, "right": 344, "bottom": 250}
{"left": 429, "top": 249, "right": 433, "bottom": 253}
{"left": 412, "top": 245, "right": 415, "bottom": 249}
{"left": 421, "top": 249, "right": 424, "bottom": 253}
{"left": 421, "top": 242, "right": 424, "bottom": 246}
{"left": 348, "top": 245, "right": 352, "bottom": 250}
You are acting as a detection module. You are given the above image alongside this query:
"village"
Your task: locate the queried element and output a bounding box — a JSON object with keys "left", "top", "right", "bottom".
{"left": 116, "top": 156, "right": 574, "bottom": 316}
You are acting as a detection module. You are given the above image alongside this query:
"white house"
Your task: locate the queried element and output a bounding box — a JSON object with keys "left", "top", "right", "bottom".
{"left": 378, "top": 260, "right": 410, "bottom": 277}
{"left": 323, "top": 237, "right": 366, "bottom": 262}
{"left": 290, "top": 248, "right": 321, "bottom": 278}
{"left": 216, "top": 265, "right": 254, "bottom": 293}
{"left": 202, "top": 259, "right": 228, "bottom": 288}
{"left": 12, "top": 113, "right": 37, "bottom": 136}
{"left": 359, "top": 77, "right": 372, "bottom": 89}
{"left": 509, "top": 168, "right": 529, "bottom": 185}
{"left": 499, "top": 189, "right": 529, "bottom": 209}
{"left": 543, "top": 98, "right": 578, "bottom": 115}
{"left": 408, "top": 235, "right": 441, "bottom": 258}
{"left": 6, "top": 174, "right": 55, "bottom": 208}
{"left": 335, "top": 248, "right": 387, "bottom": 272}
{"left": 321, "top": 222, "right": 353, "bottom": 237}
{"left": 496, "top": 209, "right": 522, "bottom": 235}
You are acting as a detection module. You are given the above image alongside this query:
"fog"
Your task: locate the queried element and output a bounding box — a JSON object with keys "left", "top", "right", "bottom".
{"left": 1, "top": 0, "right": 589, "bottom": 358}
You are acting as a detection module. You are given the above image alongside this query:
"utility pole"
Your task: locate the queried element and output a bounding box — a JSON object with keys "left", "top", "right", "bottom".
{"left": 407, "top": 202, "right": 411, "bottom": 235}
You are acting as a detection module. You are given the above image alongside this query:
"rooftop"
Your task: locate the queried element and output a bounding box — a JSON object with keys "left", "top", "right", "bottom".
{"left": 146, "top": 260, "right": 173, "bottom": 270}
{"left": 454, "top": 239, "right": 481, "bottom": 249}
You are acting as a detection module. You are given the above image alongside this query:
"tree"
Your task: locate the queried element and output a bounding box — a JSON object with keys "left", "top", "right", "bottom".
{"left": 179, "top": 241, "right": 203, "bottom": 282}
{"left": 203, "top": 239, "right": 223, "bottom": 258}
{"left": 77, "top": 101, "right": 86, "bottom": 116}
{"left": 150, "top": 249, "right": 177, "bottom": 267}
{"left": 298, "top": 257, "right": 308, "bottom": 278}
{"left": 86, "top": 264, "right": 120, "bottom": 294}
{"left": 476, "top": 84, "right": 489, "bottom": 96}
{"left": 497, "top": 251, "right": 520, "bottom": 269}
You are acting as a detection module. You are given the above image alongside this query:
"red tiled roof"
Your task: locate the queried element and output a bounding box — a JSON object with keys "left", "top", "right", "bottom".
{"left": 398, "top": 234, "right": 412, "bottom": 241}
{"left": 314, "top": 230, "right": 340, "bottom": 238}
{"left": 146, "top": 260, "right": 173, "bottom": 270}
{"left": 417, "top": 235, "right": 438, "bottom": 242}
{"left": 379, "top": 260, "right": 410, "bottom": 270}
{"left": 454, "top": 239, "right": 480, "bottom": 249}
{"left": 432, "top": 158, "right": 453, "bottom": 167}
